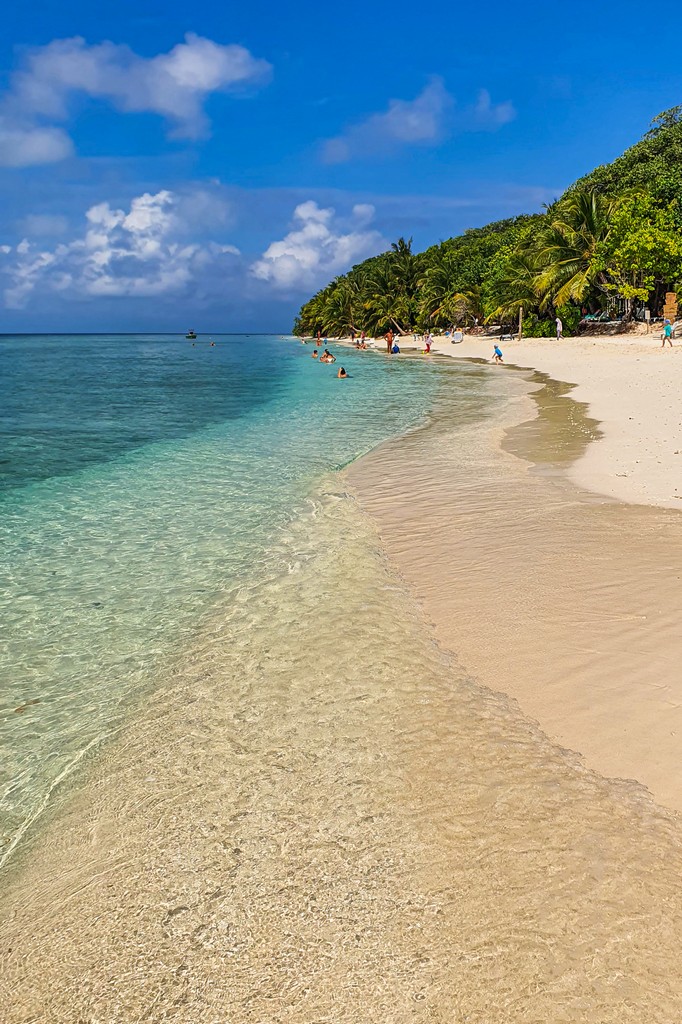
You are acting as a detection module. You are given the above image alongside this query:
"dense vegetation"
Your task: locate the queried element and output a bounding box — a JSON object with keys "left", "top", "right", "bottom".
{"left": 294, "top": 108, "right": 682, "bottom": 338}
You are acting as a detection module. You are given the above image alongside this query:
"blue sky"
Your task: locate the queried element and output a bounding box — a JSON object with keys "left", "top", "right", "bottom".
{"left": 1, "top": 0, "right": 681, "bottom": 332}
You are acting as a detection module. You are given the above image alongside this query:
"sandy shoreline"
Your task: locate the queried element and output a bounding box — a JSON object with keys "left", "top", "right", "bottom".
{"left": 343, "top": 330, "right": 682, "bottom": 510}
{"left": 346, "top": 332, "right": 682, "bottom": 812}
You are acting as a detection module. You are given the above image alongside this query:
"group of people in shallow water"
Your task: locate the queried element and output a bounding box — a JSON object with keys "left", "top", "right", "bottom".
{"left": 311, "top": 344, "right": 348, "bottom": 378}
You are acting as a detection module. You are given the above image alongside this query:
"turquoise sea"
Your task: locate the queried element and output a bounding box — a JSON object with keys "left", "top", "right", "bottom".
{"left": 0, "top": 333, "right": 484, "bottom": 865}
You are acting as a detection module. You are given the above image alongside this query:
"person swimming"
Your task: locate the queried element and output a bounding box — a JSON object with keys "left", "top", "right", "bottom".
{"left": 337, "top": 367, "right": 348, "bottom": 378}
{"left": 312, "top": 349, "right": 319, "bottom": 358}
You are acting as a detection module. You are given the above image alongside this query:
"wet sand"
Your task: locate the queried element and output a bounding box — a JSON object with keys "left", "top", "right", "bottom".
{"left": 348, "top": 364, "right": 682, "bottom": 811}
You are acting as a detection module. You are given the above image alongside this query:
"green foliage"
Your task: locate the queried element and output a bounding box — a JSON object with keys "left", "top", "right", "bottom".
{"left": 555, "top": 304, "right": 582, "bottom": 336}
{"left": 520, "top": 314, "right": 555, "bottom": 338}
{"left": 294, "top": 111, "right": 682, "bottom": 338}
{"left": 595, "top": 192, "right": 682, "bottom": 303}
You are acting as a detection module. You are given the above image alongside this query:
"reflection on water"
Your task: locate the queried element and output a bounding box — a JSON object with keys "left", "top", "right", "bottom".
{"left": 2, "top": 480, "right": 682, "bottom": 1022}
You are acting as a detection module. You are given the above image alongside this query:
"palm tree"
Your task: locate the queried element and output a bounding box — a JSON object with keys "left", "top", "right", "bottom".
{"left": 534, "top": 191, "right": 616, "bottom": 308}
{"left": 321, "top": 277, "right": 361, "bottom": 335}
{"left": 485, "top": 245, "right": 540, "bottom": 323}
{"left": 419, "top": 250, "right": 461, "bottom": 324}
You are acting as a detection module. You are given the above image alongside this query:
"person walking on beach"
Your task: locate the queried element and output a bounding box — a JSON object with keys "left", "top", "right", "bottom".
{"left": 385, "top": 329, "right": 394, "bottom": 354}
{"left": 556, "top": 316, "right": 563, "bottom": 341}
{"left": 662, "top": 319, "right": 674, "bottom": 347}
{"left": 492, "top": 344, "right": 503, "bottom": 364}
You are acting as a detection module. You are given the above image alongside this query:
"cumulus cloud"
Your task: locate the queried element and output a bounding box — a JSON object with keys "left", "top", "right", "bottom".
{"left": 322, "top": 78, "right": 452, "bottom": 164}
{"left": 321, "top": 79, "right": 515, "bottom": 163}
{"left": 250, "top": 201, "right": 387, "bottom": 291}
{"left": 0, "top": 189, "right": 240, "bottom": 308}
{"left": 0, "top": 117, "right": 73, "bottom": 167}
{"left": 0, "top": 33, "right": 271, "bottom": 166}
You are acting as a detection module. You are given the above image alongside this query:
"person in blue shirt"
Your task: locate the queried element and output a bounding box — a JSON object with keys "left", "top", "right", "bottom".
{"left": 662, "top": 320, "right": 674, "bottom": 347}
{"left": 492, "top": 344, "right": 503, "bottom": 364}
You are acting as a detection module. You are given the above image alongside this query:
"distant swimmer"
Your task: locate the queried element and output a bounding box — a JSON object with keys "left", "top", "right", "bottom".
{"left": 312, "top": 349, "right": 319, "bottom": 358}
{"left": 321, "top": 349, "right": 336, "bottom": 363}
{"left": 337, "top": 367, "right": 348, "bottom": 378}
{"left": 492, "top": 344, "right": 503, "bottom": 364}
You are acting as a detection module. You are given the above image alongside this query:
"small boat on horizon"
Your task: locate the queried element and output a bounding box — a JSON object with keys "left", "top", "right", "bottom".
{"left": 185, "top": 329, "right": 197, "bottom": 339}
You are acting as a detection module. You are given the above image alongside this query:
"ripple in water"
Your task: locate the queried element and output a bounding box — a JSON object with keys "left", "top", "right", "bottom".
{"left": 2, "top": 482, "right": 682, "bottom": 1022}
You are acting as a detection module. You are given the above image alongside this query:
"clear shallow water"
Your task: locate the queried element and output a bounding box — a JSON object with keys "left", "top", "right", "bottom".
{"left": 0, "top": 334, "right": 479, "bottom": 861}
{"left": 3, "top": 338, "right": 682, "bottom": 1021}
{"left": 3, "top": 473, "right": 682, "bottom": 1023}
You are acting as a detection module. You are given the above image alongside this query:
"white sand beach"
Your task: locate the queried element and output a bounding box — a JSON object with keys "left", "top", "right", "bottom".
{"left": 418, "top": 331, "right": 682, "bottom": 510}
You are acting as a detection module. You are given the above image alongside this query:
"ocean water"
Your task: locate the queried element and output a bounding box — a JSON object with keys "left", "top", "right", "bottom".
{"left": 0, "top": 333, "right": 480, "bottom": 864}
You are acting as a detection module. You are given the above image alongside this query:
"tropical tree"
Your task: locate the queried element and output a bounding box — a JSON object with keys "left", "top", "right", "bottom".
{"left": 596, "top": 192, "right": 682, "bottom": 314}
{"left": 293, "top": 110, "right": 682, "bottom": 340}
{"left": 533, "top": 191, "right": 616, "bottom": 309}
{"left": 483, "top": 238, "right": 542, "bottom": 323}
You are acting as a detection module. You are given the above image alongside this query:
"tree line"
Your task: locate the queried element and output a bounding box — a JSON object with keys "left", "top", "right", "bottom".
{"left": 294, "top": 108, "right": 682, "bottom": 338}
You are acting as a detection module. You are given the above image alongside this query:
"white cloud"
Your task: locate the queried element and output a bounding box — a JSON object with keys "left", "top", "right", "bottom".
{"left": 471, "top": 89, "right": 516, "bottom": 130}
{"left": 250, "top": 201, "right": 386, "bottom": 291}
{"left": 322, "top": 78, "right": 452, "bottom": 164}
{"left": 0, "top": 117, "right": 73, "bottom": 167}
{"left": 0, "top": 33, "right": 271, "bottom": 166}
{"left": 0, "top": 189, "right": 241, "bottom": 308}
{"left": 321, "top": 79, "right": 515, "bottom": 163}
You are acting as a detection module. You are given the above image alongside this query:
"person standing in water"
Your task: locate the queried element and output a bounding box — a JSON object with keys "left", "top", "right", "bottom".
{"left": 385, "top": 329, "right": 394, "bottom": 354}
